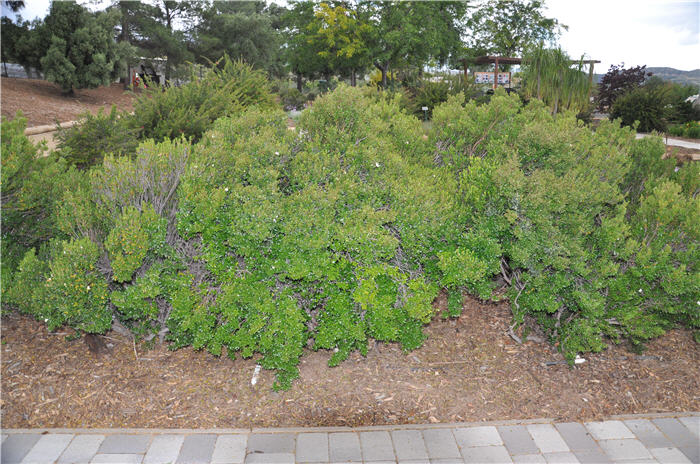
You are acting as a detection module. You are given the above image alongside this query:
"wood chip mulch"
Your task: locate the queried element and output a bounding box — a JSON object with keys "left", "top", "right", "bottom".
{"left": 1, "top": 295, "right": 698, "bottom": 429}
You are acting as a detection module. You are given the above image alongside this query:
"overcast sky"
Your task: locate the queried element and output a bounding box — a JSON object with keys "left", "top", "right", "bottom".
{"left": 3, "top": 0, "right": 699, "bottom": 72}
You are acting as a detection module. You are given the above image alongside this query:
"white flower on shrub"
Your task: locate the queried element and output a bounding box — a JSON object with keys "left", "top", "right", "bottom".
{"left": 87, "top": 285, "right": 91, "bottom": 291}
{"left": 375, "top": 162, "right": 381, "bottom": 168}
{"left": 224, "top": 187, "right": 229, "bottom": 192}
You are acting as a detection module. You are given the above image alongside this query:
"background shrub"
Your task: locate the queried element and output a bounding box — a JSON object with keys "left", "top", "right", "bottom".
{"left": 56, "top": 105, "right": 138, "bottom": 168}
{"left": 130, "top": 55, "right": 276, "bottom": 142}
{"left": 611, "top": 84, "right": 670, "bottom": 132}
{"left": 668, "top": 121, "right": 700, "bottom": 139}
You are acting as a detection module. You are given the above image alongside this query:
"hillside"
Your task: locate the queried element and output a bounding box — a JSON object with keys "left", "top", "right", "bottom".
{"left": 594, "top": 67, "right": 700, "bottom": 87}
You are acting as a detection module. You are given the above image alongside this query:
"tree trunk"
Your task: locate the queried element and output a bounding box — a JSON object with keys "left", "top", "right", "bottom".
{"left": 351, "top": 69, "right": 356, "bottom": 87}
{"left": 374, "top": 61, "right": 388, "bottom": 88}
{"left": 2, "top": 62, "right": 7, "bottom": 77}
{"left": 296, "top": 72, "right": 303, "bottom": 92}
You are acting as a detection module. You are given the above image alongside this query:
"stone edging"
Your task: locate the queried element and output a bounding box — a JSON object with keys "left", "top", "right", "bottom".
{"left": 3, "top": 411, "right": 697, "bottom": 435}
{"left": 24, "top": 120, "right": 77, "bottom": 136}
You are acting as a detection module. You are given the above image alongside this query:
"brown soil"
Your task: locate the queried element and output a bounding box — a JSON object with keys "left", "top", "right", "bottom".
{"left": 665, "top": 145, "right": 700, "bottom": 162}
{"left": 2, "top": 295, "right": 698, "bottom": 429}
{"left": 1, "top": 77, "right": 135, "bottom": 127}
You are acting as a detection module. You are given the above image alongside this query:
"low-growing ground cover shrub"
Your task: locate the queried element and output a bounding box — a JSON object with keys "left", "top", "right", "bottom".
{"left": 4, "top": 86, "right": 698, "bottom": 388}
{"left": 432, "top": 91, "right": 699, "bottom": 354}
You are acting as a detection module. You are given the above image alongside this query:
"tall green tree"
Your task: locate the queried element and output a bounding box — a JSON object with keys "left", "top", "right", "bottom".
{"left": 467, "top": 0, "right": 564, "bottom": 57}
{"left": 193, "top": 1, "right": 281, "bottom": 73}
{"left": 310, "top": 2, "right": 372, "bottom": 86}
{"left": 284, "top": 1, "right": 328, "bottom": 91}
{"left": 40, "top": 1, "right": 130, "bottom": 94}
{"left": 521, "top": 44, "right": 591, "bottom": 114}
{"left": 135, "top": 1, "right": 205, "bottom": 81}
{"left": 366, "top": 1, "right": 468, "bottom": 88}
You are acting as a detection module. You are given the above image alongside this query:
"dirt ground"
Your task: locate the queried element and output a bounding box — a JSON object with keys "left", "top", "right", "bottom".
{"left": 1, "top": 77, "right": 135, "bottom": 127}
{"left": 666, "top": 145, "right": 700, "bottom": 162}
{"left": 2, "top": 295, "right": 698, "bottom": 429}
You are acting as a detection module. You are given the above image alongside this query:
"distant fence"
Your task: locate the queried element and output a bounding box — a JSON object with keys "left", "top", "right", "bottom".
{"left": 1, "top": 63, "right": 43, "bottom": 79}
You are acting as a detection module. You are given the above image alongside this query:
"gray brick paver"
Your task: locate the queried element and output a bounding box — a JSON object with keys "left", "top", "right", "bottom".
{"left": 211, "top": 434, "right": 248, "bottom": 464}
{"left": 143, "top": 434, "right": 185, "bottom": 464}
{"left": 570, "top": 449, "right": 612, "bottom": 464}
{"left": 678, "top": 417, "right": 699, "bottom": 439}
{"left": 392, "top": 430, "right": 429, "bottom": 461}
{"left": 497, "top": 425, "right": 539, "bottom": 455}
{"left": 584, "top": 421, "right": 635, "bottom": 441}
{"left": 652, "top": 418, "right": 699, "bottom": 447}
{"left": 597, "top": 438, "right": 653, "bottom": 461}
{"left": 359, "top": 431, "right": 394, "bottom": 462}
{"left": 462, "top": 445, "right": 512, "bottom": 463}
{"left": 542, "top": 451, "right": 579, "bottom": 464}
{"left": 98, "top": 434, "right": 152, "bottom": 454}
{"left": 175, "top": 433, "right": 217, "bottom": 464}
{"left": 623, "top": 420, "right": 673, "bottom": 448}
{"left": 527, "top": 424, "right": 569, "bottom": 454}
{"left": 244, "top": 452, "right": 294, "bottom": 464}
{"left": 512, "top": 454, "right": 546, "bottom": 463}
{"left": 679, "top": 445, "right": 699, "bottom": 464}
{"left": 20, "top": 433, "right": 74, "bottom": 464}
{"left": 553, "top": 423, "right": 599, "bottom": 452}
{"left": 59, "top": 435, "right": 106, "bottom": 464}
{"left": 329, "top": 432, "right": 362, "bottom": 462}
{"left": 1, "top": 434, "right": 42, "bottom": 464}
{"left": 246, "top": 433, "right": 295, "bottom": 454}
{"left": 453, "top": 426, "right": 502, "bottom": 448}
{"left": 91, "top": 453, "right": 144, "bottom": 463}
{"left": 296, "top": 433, "right": 328, "bottom": 463}
{"left": 422, "top": 429, "right": 460, "bottom": 459}
{"left": 650, "top": 446, "right": 692, "bottom": 464}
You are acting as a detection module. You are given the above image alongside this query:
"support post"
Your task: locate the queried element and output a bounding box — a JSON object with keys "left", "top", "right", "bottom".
{"left": 494, "top": 58, "right": 499, "bottom": 90}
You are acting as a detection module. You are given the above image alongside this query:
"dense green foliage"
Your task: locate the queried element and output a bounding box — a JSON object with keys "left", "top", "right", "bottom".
{"left": 521, "top": 45, "right": 592, "bottom": 114}
{"left": 4, "top": 86, "right": 698, "bottom": 390}
{"left": 669, "top": 121, "right": 700, "bottom": 139}
{"left": 611, "top": 84, "right": 670, "bottom": 132}
{"left": 40, "top": 2, "right": 131, "bottom": 93}
{"left": 0, "top": 114, "right": 76, "bottom": 297}
{"left": 55, "top": 57, "right": 276, "bottom": 167}
{"left": 56, "top": 106, "right": 138, "bottom": 168}
{"left": 131, "top": 56, "right": 275, "bottom": 143}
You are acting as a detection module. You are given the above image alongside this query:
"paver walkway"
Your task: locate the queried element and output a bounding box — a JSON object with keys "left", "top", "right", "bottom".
{"left": 635, "top": 133, "right": 700, "bottom": 151}
{"left": 2, "top": 413, "right": 698, "bottom": 464}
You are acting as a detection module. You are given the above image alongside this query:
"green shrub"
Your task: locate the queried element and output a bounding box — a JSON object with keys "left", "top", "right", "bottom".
{"left": 432, "top": 89, "right": 699, "bottom": 357}
{"left": 7, "top": 85, "right": 698, "bottom": 388}
{"left": 1, "top": 113, "right": 76, "bottom": 300}
{"left": 56, "top": 105, "right": 138, "bottom": 168}
{"left": 611, "top": 84, "right": 670, "bottom": 132}
{"left": 131, "top": 55, "right": 276, "bottom": 142}
{"left": 668, "top": 121, "right": 700, "bottom": 139}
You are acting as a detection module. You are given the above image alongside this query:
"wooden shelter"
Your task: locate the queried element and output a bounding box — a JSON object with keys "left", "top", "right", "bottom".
{"left": 461, "top": 56, "right": 600, "bottom": 93}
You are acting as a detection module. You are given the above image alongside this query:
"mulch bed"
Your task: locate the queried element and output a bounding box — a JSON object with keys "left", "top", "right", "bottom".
{"left": 1, "top": 77, "right": 135, "bottom": 127}
{"left": 2, "top": 295, "right": 698, "bottom": 429}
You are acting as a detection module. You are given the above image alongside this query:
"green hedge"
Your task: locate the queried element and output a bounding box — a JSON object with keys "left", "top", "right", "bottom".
{"left": 4, "top": 86, "right": 698, "bottom": 389}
